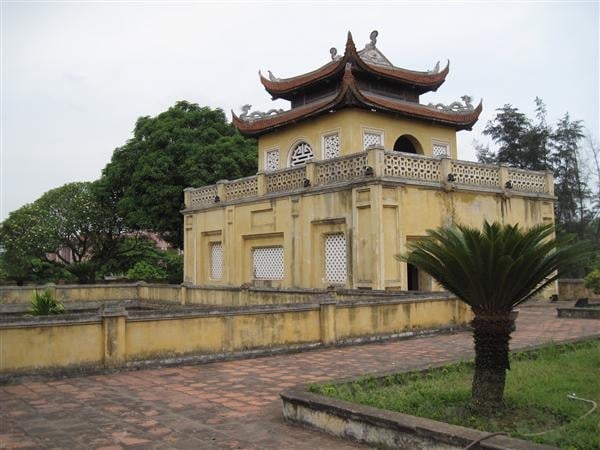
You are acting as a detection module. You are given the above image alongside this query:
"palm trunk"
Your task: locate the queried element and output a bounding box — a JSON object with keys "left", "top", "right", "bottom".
{"left": 470, "top": 309, "right": 515, "bottom": 412}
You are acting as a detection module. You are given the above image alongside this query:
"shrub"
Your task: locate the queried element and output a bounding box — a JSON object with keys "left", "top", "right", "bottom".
{"left": 584, "top": 269, "right": 600, "bottom": 294}
{"left": 126, "top": 261, "right": 167, "bottom": 282}
{"left": 30, "top": 289, "right": 65, "bottom": 315}
{"left": 162, "top": 252, "right": 183, "bottom": 284}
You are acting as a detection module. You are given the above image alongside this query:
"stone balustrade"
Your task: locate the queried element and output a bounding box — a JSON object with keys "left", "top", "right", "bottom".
{"left": 184, "top": 147, "right": 554, "bottom": 209}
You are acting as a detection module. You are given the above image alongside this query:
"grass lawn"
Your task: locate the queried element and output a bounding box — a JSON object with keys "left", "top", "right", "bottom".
{"left": 309, "top": 340, "right": 600, "bottom": 450}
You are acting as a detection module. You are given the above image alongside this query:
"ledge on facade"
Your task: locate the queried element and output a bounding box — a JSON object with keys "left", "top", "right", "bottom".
{"left": 183, "top": 148, "right": 554, "bottom": 211}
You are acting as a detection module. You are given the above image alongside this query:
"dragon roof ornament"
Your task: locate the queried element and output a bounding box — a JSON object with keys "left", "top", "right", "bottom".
{"left": 428, "top": 95, "right": 475, "bottom": 113}
{"left": 238, "top": 104, "right": 286, "bottom": 123}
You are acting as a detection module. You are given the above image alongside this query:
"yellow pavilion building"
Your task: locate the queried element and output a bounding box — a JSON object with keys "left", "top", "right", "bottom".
{"left": 182, "top": 31, "right": 555, "bottom": 292}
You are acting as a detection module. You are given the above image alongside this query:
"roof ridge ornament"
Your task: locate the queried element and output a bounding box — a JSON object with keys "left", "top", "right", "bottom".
{"left": 330, "top": 47, "right": 342, "bottom": 61}
{"left": 358, "top": 30, "right": 392, "bottom": 67}
{"left": 429, "top": 61, "right": 440, "bottom": 74}
{"left": 238, "top": 104, "right": 285, "bottom": 123}
{"left": 366, "top": 30, "right": 378, "bottom": 49}
{"left": 427, "top": 95, "right": 475, "bottom": 113}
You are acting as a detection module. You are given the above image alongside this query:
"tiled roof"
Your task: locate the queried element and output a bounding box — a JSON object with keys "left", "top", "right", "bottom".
{"left": 260, "top": 32, "right": 448, "bottom": 98}
{"left": 234, "top": 64, "right": 481, "bottom": 137}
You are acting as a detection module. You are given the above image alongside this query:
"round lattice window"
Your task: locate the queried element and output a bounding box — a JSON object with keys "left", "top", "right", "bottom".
{"left": 289, "top": 141, "right": 314, "bottom": 167}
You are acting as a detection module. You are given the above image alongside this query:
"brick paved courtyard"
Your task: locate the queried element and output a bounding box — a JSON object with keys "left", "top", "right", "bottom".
{"left": 1, "top": 302, "right": 599, "bottom": 449}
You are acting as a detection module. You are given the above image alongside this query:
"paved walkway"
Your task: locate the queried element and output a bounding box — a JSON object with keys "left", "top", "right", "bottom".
{"left": 1, "top": 302, "right": 599, "bottom": 449}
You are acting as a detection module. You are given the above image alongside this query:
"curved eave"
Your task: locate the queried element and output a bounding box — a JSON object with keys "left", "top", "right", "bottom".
{"left": 355, "top": 59, "right": 450, "bottom": 93}
{"left": 235, "top": 67, "right": 481, "bottom": 136}
{"left": 232, "top": 95, "right": 338, "bottom": 137}
{"left": 260, "top": 60, "right": 345, "bottom": 98}
{"left": 362, "top": 94, "right": 482, "bottom": 131}
{"left": 260, "top": 32, "right": 449, "bottom": 98}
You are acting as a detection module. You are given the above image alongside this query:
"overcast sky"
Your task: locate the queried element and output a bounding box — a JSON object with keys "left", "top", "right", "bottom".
{"left": 1, "top": 1, "right": 598, "bottom": 221}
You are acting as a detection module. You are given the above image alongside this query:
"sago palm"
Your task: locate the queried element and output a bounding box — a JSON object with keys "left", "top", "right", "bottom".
{"left": 400, "top": 221, "right": 585, "bottom": 412}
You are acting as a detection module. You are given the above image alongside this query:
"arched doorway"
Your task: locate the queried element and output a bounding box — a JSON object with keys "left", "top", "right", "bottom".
{"left": 393, "top": 135, "right": 422, "bottom": 154}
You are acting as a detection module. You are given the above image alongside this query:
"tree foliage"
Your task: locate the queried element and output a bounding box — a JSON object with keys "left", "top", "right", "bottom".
{"left": 400, "top": 221, "right": 587, "bottom": 411}
{"left": 126, "top": 261, "right": 168, "bottom": 282}
{"left": 584, "top": 269, "right": 600, "bottom": 295}
{"left": 550, "top": 114, "right": 590, "bottom": 239}
{"left": 477, "top": 98, "right": 551, "bottom": 171}
{"left": 100, "top": 101, "right": 257, "bottom": 249}
{"left": 0, "top": 182, "right": 130, "bottom": 283}
{"left": 476, "top": 99, "right": 598, "bottom": 275}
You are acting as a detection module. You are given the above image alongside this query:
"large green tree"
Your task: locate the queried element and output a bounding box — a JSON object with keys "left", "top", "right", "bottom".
{"left": 476, "top": 100, "right": 598, "bottom": 275}
{"left": 401, "top": 221, "right": 585, "bottom": 412}
{"left": 101, "top": 101, "right": 257, "bottom": 249}
{"left": 477, "top": 98, "right": 551, "bottom": 171}
{"left": 0, "top": 182, "right": 131, "bottom": 283}
{"left": 551, "top": 114, "right": 590, "bottom": 240}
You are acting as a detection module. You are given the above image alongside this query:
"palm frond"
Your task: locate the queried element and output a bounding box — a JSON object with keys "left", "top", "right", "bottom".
{"left": 399, "top": 221, "right": 589, "bottom": 311}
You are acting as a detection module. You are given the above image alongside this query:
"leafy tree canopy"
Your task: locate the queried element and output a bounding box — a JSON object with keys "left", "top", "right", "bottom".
{"left": 477, "top": 98, "right": 551, "bottom": 171}
{"left": 0, "top": 181, "right": 130, "bottom": 283}
{"left": 126, "top": 261, "right": 168, "bottom": 283}
{"left": 476, "top": 99, "right": 598, "bottom": 275}
{"left": 100, "top": 101, "right": 257, "bottom": 249}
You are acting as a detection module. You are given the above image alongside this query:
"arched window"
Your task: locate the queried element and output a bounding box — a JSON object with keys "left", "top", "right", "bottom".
{"left": 289, "top": 141, "right": 314, "bottom": 167}
{"left": 393, "top": 135, "right": 423, "bottom": 154}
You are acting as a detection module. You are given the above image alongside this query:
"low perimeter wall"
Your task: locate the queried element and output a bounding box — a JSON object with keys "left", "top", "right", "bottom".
{"left": 557, "top": 279, "right": 598, "bottom": 301}
{"left": 1, "top": 282, "right": 463, "bottom": 307}
{"left": 0, "top": 296, "right": 471, "bottom": 376}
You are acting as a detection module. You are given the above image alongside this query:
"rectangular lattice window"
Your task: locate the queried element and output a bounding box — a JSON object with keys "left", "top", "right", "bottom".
{"left": 363, "top": 131, "right": 383, "bottom": 150}
{"left": 210, "top": 242, "right": 223, "bottom": 280}
{"left": 252, "top": 246, "right": 284, "bottom": 280}
{"left": 265, "top": 149, "right": 279, "bottom": 172}
{"left": 325, "top": 233, "right": 347, "bottom": 284}
{"left": 323, "top": 133, "right": 340, "bottom": 159}
{"left": 432, "top": 142, "right": 450, "bottom": 158}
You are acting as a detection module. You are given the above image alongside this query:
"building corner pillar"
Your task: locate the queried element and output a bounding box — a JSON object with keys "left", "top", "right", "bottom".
{"left": 257, "top": 172, "right": 266, "bottom": 195}
{"left": 366, "top": 145, "right": 385, "bottom": 177}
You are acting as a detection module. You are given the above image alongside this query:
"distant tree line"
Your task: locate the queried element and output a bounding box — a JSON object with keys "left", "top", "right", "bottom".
{"left": 476, "top": 98, "right": 599, "bottom": 276}
{"left": 0, "top": 101, "right": 257, "bottom": 284}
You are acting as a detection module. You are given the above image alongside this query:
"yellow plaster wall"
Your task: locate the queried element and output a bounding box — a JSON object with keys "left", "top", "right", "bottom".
{"left": 0, "top": 323, "right": 103, "bottom": 371}
{"left": 0, "top": 284, "right": 139, "bottom": 305}
{"left": 335, "top": 299, "right": 471, "bottom": 339}
{"left": 0, "top": 297, "right": 471, "bottom": 374}
{"left": 558, "top": 279, "right": 600, "bottom": 301}
{"left": 257, "top": 108, "right": 458, "bottom": 171}
{"left": 186, "top": 181, "right": 554, "bottom": 292}
{"left": 126, "top": 316, "right": 228, "bottom": 358}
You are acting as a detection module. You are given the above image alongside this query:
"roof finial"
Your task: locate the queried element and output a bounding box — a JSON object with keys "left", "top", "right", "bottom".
{"left": 367, "top": 30, "right": 378, "bottom": 48}
{"left": 330, "top": 47, "right": 341, "bottom": 61}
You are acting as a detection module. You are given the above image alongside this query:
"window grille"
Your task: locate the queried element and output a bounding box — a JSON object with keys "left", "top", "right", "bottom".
{"left": 290, "top": 142, "right": 314, "bottom": 167}
{"left": 265, "top": 149, "right": 279, "bottom": 172}
{"left": 211, "top": 242, "right": 223, "bottom": 280}
{"left": 433, "top": 142, "right": 449, "bottom": 157}
{"left": 325, "top": 233, "right": 346, "bottom": 284}
{"left": 323, "top": 133, "right": 340, "bottom": 159}
{"left": 253, "top": 247, "right": 284, "bottom": 280}
{"left": 363, "top": 131, "right": 382, "bottom": 150}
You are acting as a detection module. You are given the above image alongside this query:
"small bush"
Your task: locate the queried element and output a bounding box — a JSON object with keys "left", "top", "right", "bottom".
{"left": 30, "top": 290, "right": 65, "bottom": 315}
{"left": 126, "top": 261, "right": 167, "bottom": 282}
{"left": 584, "top": 269, "right": 600, "bottom": 294}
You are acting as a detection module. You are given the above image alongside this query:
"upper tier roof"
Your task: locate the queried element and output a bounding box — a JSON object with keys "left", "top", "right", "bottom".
{"left": 233, "top": 63, "right": 482, "bottom": 137}
{"left": 259, "top": 31, "right": 449, "bottom": 100}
